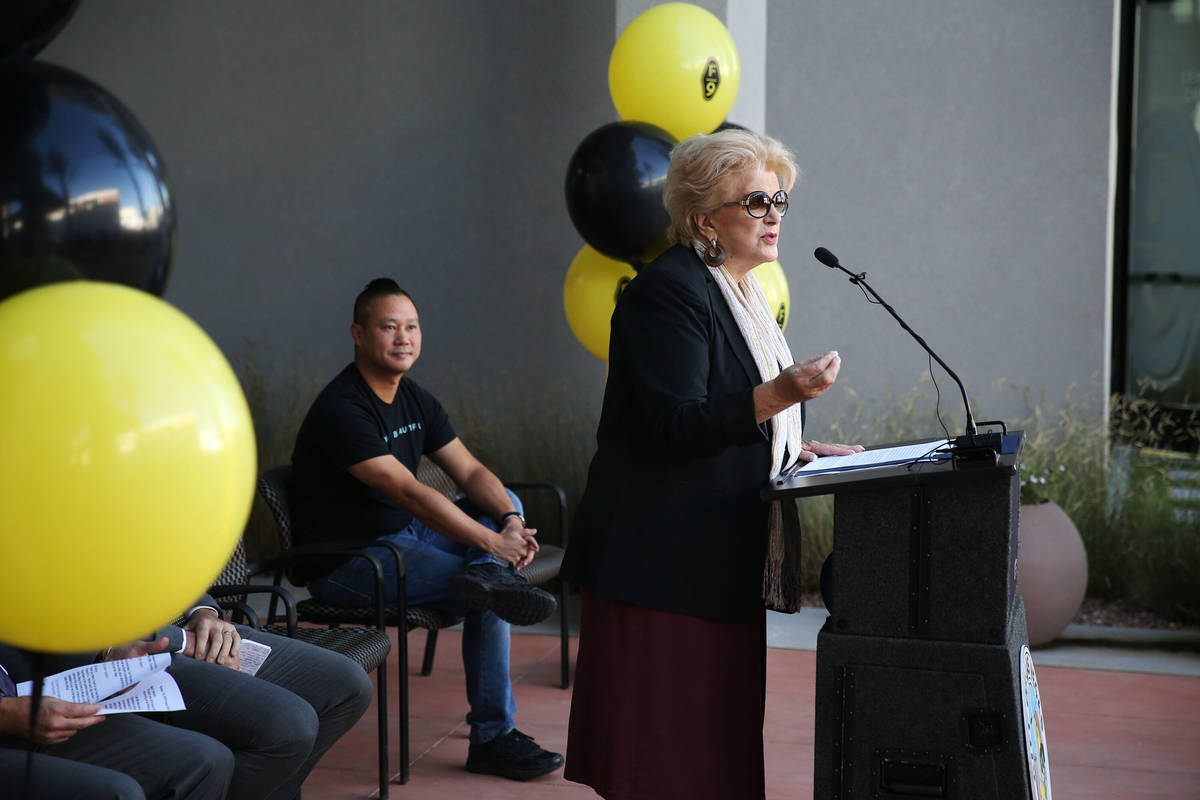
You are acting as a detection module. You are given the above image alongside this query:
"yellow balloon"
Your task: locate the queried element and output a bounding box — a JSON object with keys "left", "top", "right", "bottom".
{"left": 0, "top": 282, "right": 256, "bottom": 653}
{"left": 609, "top": 3, "right": 741, "bottom": 141}
{"left": 752, "top": 260, "right": 790, "bottom": 331}
{"left": 563, "top": 245, "right": 637, "bottom": 361}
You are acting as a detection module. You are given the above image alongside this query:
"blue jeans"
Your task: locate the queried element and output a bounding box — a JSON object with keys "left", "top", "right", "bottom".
{"left": 308, "top": 490, "right": 522, "bottom": 743}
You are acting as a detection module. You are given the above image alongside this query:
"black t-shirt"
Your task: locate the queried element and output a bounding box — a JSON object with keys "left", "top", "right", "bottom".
{"left": 290, "top": 364, "right": 455, "bottom": 556}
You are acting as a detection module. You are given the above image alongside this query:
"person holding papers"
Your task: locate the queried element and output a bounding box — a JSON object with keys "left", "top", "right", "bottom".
{"left": 1, "top": 636, "right": 232, "bottom": 800}
{"left": 0, "top": 592, "right": 372, "bottom": 799}
{"left": 561, "top": 129, "right": 861, "bottom": 800}
{"left": 167, "top": 594, "right": 373, "bottom": 799}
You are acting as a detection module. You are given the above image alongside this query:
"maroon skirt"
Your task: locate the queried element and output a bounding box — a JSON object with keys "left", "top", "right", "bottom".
{"left": 564, "top": 589, "right": 767, "bottom": 800}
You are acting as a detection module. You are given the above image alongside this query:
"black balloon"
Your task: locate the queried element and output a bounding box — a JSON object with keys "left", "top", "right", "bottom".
{"left": 715, "top": 120, "right": 749, "bottom": 132}
{"left": 0, "top": 1, "right": 82, "bottom": 72}
{"left": 565, "top": 121, "right": 676, "bottom": 267}
{"left": 1, "top": 61, "right": 176, "bottom": 302}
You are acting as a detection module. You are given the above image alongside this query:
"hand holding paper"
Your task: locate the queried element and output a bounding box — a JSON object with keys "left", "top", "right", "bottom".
{"left": 0, "top": 695, "right": 105, "bottom": 744}
{"left": 17, "top": 652, "right": 185, "bottom": 714}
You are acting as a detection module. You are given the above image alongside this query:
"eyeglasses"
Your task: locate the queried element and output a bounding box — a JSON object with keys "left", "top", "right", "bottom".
{"left": 721, "top": 190, "right": 788, "bottom": 218}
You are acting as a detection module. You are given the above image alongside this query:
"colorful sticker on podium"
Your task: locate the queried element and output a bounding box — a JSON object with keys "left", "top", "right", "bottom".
{"left": 1021, "top": 645, "right": 1053, "bottom": 799}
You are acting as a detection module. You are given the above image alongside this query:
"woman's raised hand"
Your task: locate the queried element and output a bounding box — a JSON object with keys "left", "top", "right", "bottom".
{"left": 778, "top": 351, "right": 842, "bottom": 402}
{"left": 754, "top": 351, "right": 843, "bottom": 423}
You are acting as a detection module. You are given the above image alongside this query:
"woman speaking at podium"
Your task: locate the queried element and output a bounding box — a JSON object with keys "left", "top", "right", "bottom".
{"left": 562, "top": 129, "right": 858, "bottom": 800}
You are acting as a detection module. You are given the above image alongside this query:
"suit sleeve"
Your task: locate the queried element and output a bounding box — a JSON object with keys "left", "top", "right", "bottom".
{"left": 0, "top": 643, "right": 98, "bottom": 683}
{"left": 611, "top": 267, "right": 763, "bottom": 457}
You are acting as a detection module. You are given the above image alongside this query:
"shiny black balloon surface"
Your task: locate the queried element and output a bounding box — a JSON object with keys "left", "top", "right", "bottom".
{"left": 565, "top": 121, "right": 676, "bottom": 267}
{"left": 1, "top": 61, "right": 176, "bottom": 300}
{"left": 0, "top": 1, "right": 82, "bottom": 72}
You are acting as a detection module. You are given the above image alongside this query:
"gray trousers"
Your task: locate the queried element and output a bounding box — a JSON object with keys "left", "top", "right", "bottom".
{"left": 1, "top": 712, "right": 233, "bottom": 800}
{"left": 2, "top": 626, "right": 373, "bottom": 800}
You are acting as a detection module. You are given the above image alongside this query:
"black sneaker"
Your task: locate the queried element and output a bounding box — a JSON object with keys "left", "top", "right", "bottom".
{"left": 466, "top": 728, "right": 564, "bottom": 780}
{"left": 449, "top": 563, "right": 557, "bottom": 625}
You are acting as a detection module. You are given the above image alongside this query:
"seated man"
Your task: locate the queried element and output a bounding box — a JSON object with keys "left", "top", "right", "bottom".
{"left": 1, "top": 637, "right": 232, "bottom": 800}
{"left": 0, "top": 595, "right": 373, "bottom": 800}
{"left": 290, "top": 278, "right": 562, "bottom": 781}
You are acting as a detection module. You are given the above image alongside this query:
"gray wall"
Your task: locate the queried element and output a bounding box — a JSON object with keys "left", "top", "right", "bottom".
{"left": 39, "top": 1, "right": 1116, "bottom": 468}
{"left": 767, "top": 1, "right": 1115, "bottom": 429}
{"left": 42, "top": 1, "right": 616, "bottom": 467}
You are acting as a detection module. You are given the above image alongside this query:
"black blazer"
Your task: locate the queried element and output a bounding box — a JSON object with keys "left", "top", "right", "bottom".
{"left": 562, "top": 245, "right": 777, "bottom": 622}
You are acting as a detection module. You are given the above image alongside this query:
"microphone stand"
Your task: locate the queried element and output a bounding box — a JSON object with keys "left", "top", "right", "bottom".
{"left": 815, "top": 249, "right": 1005, "bottom": 467}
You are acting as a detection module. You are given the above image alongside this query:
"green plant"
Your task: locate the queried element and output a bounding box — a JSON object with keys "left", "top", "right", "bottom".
{"left": 1007, "top": 379, "right": 1199, "bottom": 623}
{"left": 800, "top": 375, "right": 1200, "bottom": 625}
{"left": 232, "top": 341, "right": 328, "bottom": 561}
{"left": 442, "top": 367, "right": 600, "bottom": 548}
{"left": 795, "top": 494, "right": 834, "bottom": 593}
{"left": 1110, "top": 448, "right": 1200, "bottom": 620}
{"left": 1019, "top": 463, "right": 1067, "bottom": 505}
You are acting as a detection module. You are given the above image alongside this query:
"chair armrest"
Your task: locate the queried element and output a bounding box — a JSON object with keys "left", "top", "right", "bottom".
{"left": 257, "top": 539, "right": 407, "bottom": 579}
{"left": 504, "top": 481, "right": 569, "bottom": 547}
{"left": 257, "top": 541, "right": 402, "bottom": 631}
{"left": 207, "top": 583, "right": 299, "bottom": 636}
{"left": 221, "top": 600, "right": 261, "bottom": 629}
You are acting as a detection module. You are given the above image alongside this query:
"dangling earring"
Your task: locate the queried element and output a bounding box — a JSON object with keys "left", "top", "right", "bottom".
{"left": 702, "top": 237, "right": 726, "bottom": 267}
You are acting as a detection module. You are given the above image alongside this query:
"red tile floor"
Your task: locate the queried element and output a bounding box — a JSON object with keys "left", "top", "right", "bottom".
{"left": 302, "top": 628, "right": 1200, "bottom": 800}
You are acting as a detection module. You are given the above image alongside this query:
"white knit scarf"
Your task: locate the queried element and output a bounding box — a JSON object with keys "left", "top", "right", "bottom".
{"left": 696, "top": 243, "right": 808, "bottom": 611}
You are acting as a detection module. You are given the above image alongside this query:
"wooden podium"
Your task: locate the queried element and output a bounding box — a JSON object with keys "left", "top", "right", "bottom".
{"left": 764, "top": 433, "right": 1053, "bottom": 800}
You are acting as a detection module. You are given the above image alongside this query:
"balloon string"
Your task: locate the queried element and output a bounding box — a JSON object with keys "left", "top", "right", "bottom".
{"left": 22, "top": 651, "right": 46, "bottom": 800}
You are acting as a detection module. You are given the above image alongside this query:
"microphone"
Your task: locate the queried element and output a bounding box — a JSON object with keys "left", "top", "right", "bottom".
{"left": 813, "top": 246, "right": 1004, "bottom": 466}
{"left": 813, "top": 246, "right": 840, "bottom": 269}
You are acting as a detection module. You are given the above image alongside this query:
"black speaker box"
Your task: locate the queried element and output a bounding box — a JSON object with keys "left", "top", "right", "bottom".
{"left": 828, "top": 469, "right": 1020, "bottom": 643}
{"left": 814, "top": 596, "right": 1036, "bottom": 799}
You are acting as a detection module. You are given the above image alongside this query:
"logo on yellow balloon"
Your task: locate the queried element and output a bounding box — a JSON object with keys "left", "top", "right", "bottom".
{"left": 702, "top": 58, "right": 720, "bottom": 100}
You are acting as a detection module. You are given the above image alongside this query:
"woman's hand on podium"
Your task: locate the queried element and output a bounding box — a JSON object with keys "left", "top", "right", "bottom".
{"left": 797, "top": 439, "right": 864, "bottom": 463}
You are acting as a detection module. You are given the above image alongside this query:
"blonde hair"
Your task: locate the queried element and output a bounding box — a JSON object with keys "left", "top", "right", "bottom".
{"left": 663, "top": 129, "right": 800, "bottom": 246}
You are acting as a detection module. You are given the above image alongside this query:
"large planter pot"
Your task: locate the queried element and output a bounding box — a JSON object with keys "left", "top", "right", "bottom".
{"left": 1017, "top": 501, "right": 1089, "bottom": 646}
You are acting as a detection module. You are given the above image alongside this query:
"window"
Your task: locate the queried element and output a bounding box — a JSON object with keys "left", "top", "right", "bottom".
{"left": 1115, "top": 0, "right": 1200, "bottom": 451}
